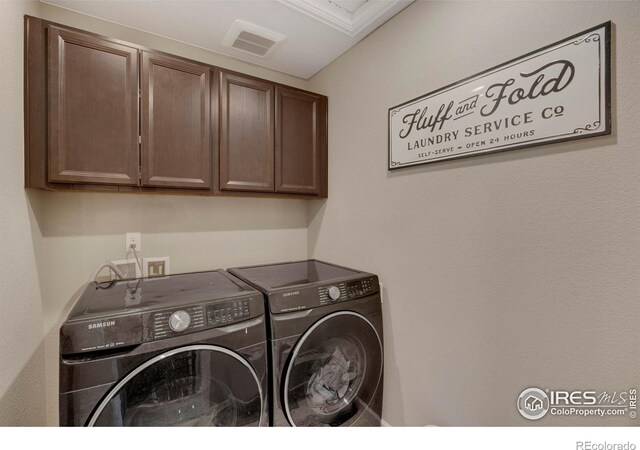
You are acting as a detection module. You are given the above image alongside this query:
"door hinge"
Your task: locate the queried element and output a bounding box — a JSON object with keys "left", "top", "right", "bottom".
{"left": 138, "top": 136, "right": 142, "bottom": 144}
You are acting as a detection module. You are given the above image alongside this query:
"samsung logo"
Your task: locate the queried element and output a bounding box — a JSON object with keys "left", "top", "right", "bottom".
{"left": 283, "top": 291, "right": 300, "bottom": 297}
{"left": 88, "top": 320, "right": 116, "bottom": 330}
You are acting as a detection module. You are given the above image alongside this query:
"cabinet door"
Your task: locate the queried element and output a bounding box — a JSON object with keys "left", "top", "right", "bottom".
{"left": 219, "top": 71, "right": 274, "bottom": 192}
{"left": 48, "top": 26, "right": 139, "bottom": 185}
{"left": 141, "top": 52, "right": 211, "bottom": 189}
{"left": 275, "top": 87, "right": 321, "bottom": 195}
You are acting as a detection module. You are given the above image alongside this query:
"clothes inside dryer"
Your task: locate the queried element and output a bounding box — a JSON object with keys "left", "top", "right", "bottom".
{"left": 284, "top": 312, "right": 382, "bottom": 427}
{"left": 306, "top": 340, "right": 363, "bottom": 414}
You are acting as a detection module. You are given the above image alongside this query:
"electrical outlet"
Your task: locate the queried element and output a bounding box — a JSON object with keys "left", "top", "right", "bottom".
{"left": 125, "top": 232, "right": 141, "bottom": 251}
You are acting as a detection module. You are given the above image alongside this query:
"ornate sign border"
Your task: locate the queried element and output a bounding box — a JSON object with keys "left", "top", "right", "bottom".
{"left": 388, "top": 22, "right": 611, "bottom": 170}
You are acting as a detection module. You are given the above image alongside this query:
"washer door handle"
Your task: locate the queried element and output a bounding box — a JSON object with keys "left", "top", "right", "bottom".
{"left": 218, "top": 317, "right": 262, "bottom": 333}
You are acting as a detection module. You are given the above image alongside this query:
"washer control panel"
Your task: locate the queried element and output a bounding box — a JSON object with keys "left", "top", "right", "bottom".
{"left": 169, "top": 310, "right": 191, "bottom": 332}
{"left": 142, "top": 295, "right": 261, "bottom": 342}
{"left": 207, "top": 299, "right": 251, "bottom": 326}
{"left": 151, "top": 305, "right": 205, "bottom": 340}
{"left": 319, "top": 283, "right": 346, "bottom": 305}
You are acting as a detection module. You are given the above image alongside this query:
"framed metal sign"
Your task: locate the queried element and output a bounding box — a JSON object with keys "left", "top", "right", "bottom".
{"left": 388, "top": 22, "right": 611, "bottom": 169}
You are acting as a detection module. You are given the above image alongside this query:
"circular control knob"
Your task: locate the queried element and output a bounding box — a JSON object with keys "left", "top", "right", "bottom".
{"left": 169, "top": 310, "right": 191, "bottom": 332}
{"left": 328, "top": 286, "right": 341, "bottom": 301}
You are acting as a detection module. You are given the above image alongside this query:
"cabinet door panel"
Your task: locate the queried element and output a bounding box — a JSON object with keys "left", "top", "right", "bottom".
{"left": 142, "top": 52, "right": 211, "bottom": 189}
{"left": 48, "top": 26, "right": 139, "bottom": 185}
{"left": 219, "top": 71, "right": 274, "bottom": 192}
{"left": 275, "top": 87, "right": 321, "bottom": 195}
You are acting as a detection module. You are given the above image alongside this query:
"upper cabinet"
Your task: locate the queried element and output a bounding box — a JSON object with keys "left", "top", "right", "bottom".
{"left": 218, "top": 70, "right": 327, "bottom": 196}
{"left": 275, "top": 87, "right": 324, "bottom": 195}
{"left": 47, "top": 26, "right": 139, "bottom": 186}
{"left": 24, "top": 17, "right": 328, "bottom": 198}
{"left": 141, "top": 52, "right": 211, "bottom": 190}
{"left": 219, "top": 71, "right": 274, "bottom": 192}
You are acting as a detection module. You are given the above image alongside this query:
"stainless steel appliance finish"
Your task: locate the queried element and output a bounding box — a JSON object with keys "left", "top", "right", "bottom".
{"left": 228, "top": 260, "right": 383, "bottom": 427}
{"left": 59, "top": 270, "right": 268, "bottom": 427}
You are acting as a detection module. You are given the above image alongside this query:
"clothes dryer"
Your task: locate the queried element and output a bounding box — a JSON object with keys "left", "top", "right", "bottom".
{"left": 229, "top": 260, "right": 383, "bottom": 427}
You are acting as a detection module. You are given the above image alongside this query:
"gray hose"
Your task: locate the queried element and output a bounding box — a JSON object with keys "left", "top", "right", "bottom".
{"left": 90, "top": 262, "right": 126, "bottom": 284}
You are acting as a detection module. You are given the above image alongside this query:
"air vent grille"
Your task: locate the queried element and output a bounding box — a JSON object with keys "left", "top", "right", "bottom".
{"left": 232, "top": 31, "right": 276, "bottom": 56}
{"left": 222, "top": 20, "right": 286, "bottom": 58}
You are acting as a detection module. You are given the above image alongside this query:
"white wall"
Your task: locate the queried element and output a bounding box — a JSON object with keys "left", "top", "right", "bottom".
{"left": 32, "top": 5, "right": 311, "bottom": 425}
{"left": 308, "top": 1, "right": 640, "bottom": 425}
{"left": 0, "top": 0, "right": 47, "bottom": 426}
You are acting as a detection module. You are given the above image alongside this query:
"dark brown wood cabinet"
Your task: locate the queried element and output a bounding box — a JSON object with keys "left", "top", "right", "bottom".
{"left": 48, "top": 26, "right": 139, "bottom": 186}
{"left": 25, "top": 16, "right": 327, "bottom": 198}
{"left": 141, "top": 52, "right": 211, "bottom": 189}
{"left": 218, "top": 70, "right": 327, "bottom": 196}
{"left": 219, "top": 71, "right": 274, "bottom": 192}
{"left": 275, "top": 87, "right": 323, "bottom": 195}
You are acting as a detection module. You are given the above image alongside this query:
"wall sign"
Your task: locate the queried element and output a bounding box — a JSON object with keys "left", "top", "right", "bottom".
{"left": 388, "top": 22, "right": 611, "bottom": 169}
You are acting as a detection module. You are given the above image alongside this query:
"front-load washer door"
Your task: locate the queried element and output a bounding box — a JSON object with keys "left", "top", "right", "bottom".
{"left": 283, "top": 311, "right": 383, "bottom": 427}
{"left": 87, "top": 345, "right": 264, "bottom": 426}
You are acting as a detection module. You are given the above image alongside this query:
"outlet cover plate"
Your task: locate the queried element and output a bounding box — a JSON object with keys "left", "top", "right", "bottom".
{"left": 143, "top": 256, "right": 170, "bottom": 278}
{"left": 125, "top": 232, "right": 141, "bottom": 251}
{"left": 110, "top": 259, "right": 143, "bottom": 280}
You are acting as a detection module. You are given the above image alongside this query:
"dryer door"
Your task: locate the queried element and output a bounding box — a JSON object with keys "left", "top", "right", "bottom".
{"left": 283, "top": 311, "right": 383, "bottom": 426}
{"left": 87, "top": 345, "right": 264, "bottom": 426}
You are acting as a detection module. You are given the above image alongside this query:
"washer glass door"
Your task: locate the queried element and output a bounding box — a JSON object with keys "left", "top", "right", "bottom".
{"left": 88, "top": 345, "right": 263, "bottom": 426}
{"left": 284, "top": 311, "right": 383, "bottom": 426}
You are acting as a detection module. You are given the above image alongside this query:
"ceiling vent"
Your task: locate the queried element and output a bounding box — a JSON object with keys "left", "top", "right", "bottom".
{"left": 222, "top": 20, "right": 286, "bottom": 58}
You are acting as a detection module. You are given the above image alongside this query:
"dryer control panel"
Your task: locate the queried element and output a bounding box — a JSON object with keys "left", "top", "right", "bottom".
{"left": 318, "top": 277, "right": 376, "bottom": 305}
{"left": 270, "top": 275, "right": 379, "bottom": 313}
{"left": 319, "top": 283, "right": 347, "bottom": 305}
{"left": 346, "top": 278, "right": 375, "bottom": 299}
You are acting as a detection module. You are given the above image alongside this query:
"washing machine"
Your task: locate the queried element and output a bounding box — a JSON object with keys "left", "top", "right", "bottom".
{"left": 59, "top": 270, "right": 268, "bottom": 427}
{"left": 228, "top": 260, "right": 383, "bottom": 427}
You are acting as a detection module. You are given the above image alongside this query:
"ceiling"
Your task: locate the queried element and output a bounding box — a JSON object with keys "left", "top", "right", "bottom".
{"left": 41, "top": 0, "right": 414, "bottom": 79}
